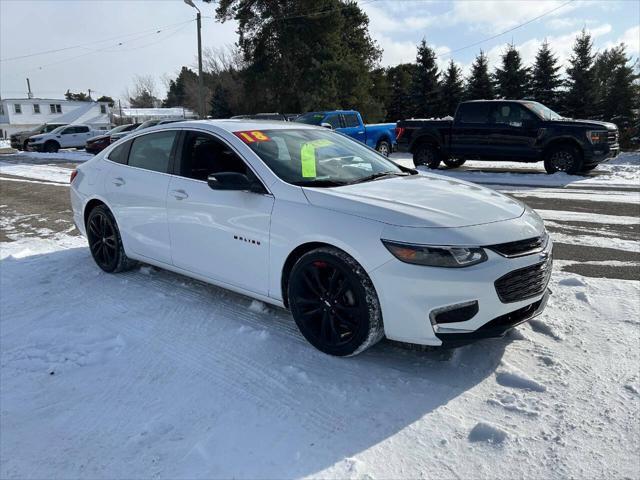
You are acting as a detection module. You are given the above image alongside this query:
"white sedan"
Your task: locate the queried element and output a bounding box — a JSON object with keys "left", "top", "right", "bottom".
{"left": 70, "top": 120, "right": 552, "bottom": 356}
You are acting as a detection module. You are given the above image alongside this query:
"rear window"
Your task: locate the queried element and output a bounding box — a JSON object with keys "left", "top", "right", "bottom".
{"left": 456, "top": 103, "right": 490, "bottom": 123}
{"left": 128, "top": 131, "right": 177, "bottom": 173}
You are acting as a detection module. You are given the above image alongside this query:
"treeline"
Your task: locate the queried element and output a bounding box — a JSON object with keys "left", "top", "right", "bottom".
{"left": 140, "top": 1, "right": 638, "bottom": 133}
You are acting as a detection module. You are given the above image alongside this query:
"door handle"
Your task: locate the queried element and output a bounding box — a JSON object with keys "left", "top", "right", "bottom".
{"left": 171, "top": 189, "right": 189, "bottom": 200}
{"left": 358, "top": 131, "right": 365, "bottom": 134}
{"left": 112, "top": 177, "right": 125, "bottom": 187}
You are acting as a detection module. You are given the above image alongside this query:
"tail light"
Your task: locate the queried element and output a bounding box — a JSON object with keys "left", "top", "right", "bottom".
{"left": 395, "top": 126, "right": 405, "bottom": 140}
{"left": 70, "top": 169, "right": 78, "bottom": 183}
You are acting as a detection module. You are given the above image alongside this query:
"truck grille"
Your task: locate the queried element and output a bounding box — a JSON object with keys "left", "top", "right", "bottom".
{"left": 608, "top": 130, "right": 619, "bottom": 146}
{"left": 488, "top": 234, "right": 548, "bottom": 258}
{"left": 495, "top": 256, "right": 552, "bottom": 303}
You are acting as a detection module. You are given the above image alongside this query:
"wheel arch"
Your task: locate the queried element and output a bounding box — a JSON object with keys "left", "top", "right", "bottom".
{"left": 409, "top": 132, "right": 441, "bottom": 154}
{"left": 83, "top": 197, "right": 110, "bottom": 228}
{"left": 280, "top": 241, "right": 366, "bottom": 308}
{"left": 542, "top": 136, "right": 584, "bottom": 160}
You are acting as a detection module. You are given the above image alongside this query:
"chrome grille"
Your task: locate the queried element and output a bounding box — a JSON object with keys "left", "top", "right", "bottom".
{"left": 488, "top": 234, "right": 547, "bottom": 258}
{"left": 608, "top": 130, "right": 619, "bottom": 146}
{"left": 495, "top": 256, "right": 552, "bottom": 303}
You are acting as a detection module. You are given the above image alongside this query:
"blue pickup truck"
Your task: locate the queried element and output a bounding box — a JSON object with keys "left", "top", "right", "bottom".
{"left": 295, "top": 110, "right": 396, "bottom": 156}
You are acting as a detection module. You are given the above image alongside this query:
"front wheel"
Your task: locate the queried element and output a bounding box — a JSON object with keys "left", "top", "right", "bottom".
{"left": 22, "top": 140, "right": 29, "bottom": 151}
{"left": 376, "top": 140, "right": 391, "bottom": 157}
{"left": 86, "top": 205, "right": 136, "bottom": 273}
{"left": 43, "top": 141, "right": 59, "bottom": 153}
{"left": 443, "top": 158, "right": 466, "bottom": 169}
{"left": 413, "top": 144, "right": 440, "bottom": 169}
{"left": 544, "top": 145, "right": 583, "bottom": 174}
{"left": 288, "top": 247, "right": 384, "bottom": 356}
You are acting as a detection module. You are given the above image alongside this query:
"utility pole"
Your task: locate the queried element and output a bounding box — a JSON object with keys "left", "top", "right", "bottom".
{"left": 184, "top": 0, "right": 205, "bottom": 119}
{"left": 26, "top": 78, "right": 33, "bottom": 99}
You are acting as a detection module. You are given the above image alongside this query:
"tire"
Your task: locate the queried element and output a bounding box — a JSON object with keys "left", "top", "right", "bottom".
{"left": 288, "top": 247, "right": 384, "bottom": 357}
{"left": 443, "top": 158, "right": 466, "bottom": 169}
{"left": 581, "top": 164, "right": 599, "bottom": 172}
{"left": 86, "top": 205, "right": 136, "bottom": 273}
{"left": 44, "top": 141, "right": 60, "bottom": 153}
{"left": 376, "top": 139, "right": 391, "bottom": 157}
{"left": 413, "top": 143, "right": 441, "bottom": 169}
{"left": 22, "top": 140, "right": 29, "bottom": 151}
{"left": 544, "top": 145, "right": 583, "bottom": 174}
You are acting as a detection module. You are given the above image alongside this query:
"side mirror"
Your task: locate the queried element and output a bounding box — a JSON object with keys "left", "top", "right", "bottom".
{"left": 320, "top": 122, "right": 333, "bottom": 130}
{"left": 207, "top": 172, "right": 264, "bottom": 193}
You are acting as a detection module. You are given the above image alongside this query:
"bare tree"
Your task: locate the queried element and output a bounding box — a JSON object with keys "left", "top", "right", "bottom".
{"left": 129, "top": 75, "right": 160, "bottom": 108}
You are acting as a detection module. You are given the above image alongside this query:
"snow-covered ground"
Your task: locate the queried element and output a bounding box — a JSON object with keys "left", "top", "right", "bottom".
{"left": 1, "top": 150, "right": 639, "bottom": 478}
{"left": 1, "top": 148, "right": 94, "bottom": 163}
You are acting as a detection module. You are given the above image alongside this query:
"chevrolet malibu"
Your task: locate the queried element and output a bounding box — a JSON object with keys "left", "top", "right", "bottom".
{"left": 70, "top": 120, "right": 552, "bottom": 356}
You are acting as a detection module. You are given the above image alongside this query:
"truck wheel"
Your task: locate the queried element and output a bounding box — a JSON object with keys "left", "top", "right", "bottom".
{"left": 544, "top": 145, "right": 583, "bottom": 174}
{"left": 376, "top": 140, "right": 391, "bottom": 157}
{"left": 44, "top": 141, "right": 60, "bottom": 153}
{"left": 414, "top": 144, "right": 440, "bottom": 169}
{"left": 443, "top": 158, "right": 466, "bottom": 169}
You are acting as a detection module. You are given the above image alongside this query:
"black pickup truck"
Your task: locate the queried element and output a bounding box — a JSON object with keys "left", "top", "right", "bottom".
{"left": 395, "top": 100, "right": 619, "bottom": 174}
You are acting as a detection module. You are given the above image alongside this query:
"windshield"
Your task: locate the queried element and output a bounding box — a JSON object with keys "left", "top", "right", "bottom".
{"left": 524, "top": 102, "right": 563, "bottom": 120}
{"left": 240, "top": 128, "right": 406, "bottom": 187}
{"left": 49, "top": 126, "right": 67, "bottom": 134}
{"left": 294, "top": 113, "right": 326, "bottom": 126}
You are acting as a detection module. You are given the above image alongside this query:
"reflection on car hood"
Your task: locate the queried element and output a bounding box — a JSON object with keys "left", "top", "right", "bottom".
{"left": 302, "top": 173, "right": 525, "bottom": 228}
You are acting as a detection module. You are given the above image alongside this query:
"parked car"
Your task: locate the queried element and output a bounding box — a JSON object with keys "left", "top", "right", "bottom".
{"left": 396, "top": 100, "right": 620, "bottom": 174}
{"left": 85, "top": 124, "right": 140, "bottom": 154}
{"left": 110, "top": 119, "right": 183, "bottom": 143}
{"left": 27, "top": 124, "right": 101, "bottom": 152}
{"left": 296, "top": 110, "right": 396, "bottom": 156}
{"left": 70, "top": 120, "right": 552, "bottom": 356}
{"left": 10, "top": 123, "right": 68, "bottom": 150}
{"left": 232, "top": 113, "right": 289, "bottom": 121}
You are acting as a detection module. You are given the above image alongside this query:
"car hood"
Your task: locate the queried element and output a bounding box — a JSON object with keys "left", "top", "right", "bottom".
{"left": 546, "top": 118, "right": 617, "bottom": 130}
{"left": 302, "top": 174, "right": 525, "bottom": 228}
{"left": 29, "top": 133, "right": 48, "bottom": 141}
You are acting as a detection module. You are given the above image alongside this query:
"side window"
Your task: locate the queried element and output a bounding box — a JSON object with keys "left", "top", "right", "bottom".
{"left": 108, "top": 141, "right": 131, "bottom": 165}
{"left": 75, "top": 126, "right": 89, "bottom": 133}
{"left": 14, "top": 104, "right": 22, "bottom": 114}
{"left": 342, "top": 113, "right": 360, "bottom": 128}
{"left": 61, "top": 127, "right": 75, "bottom": 135}
{"left": 33, "top": 104, "right": 41, "bottom": 114}
{"left": 492, "top": 104, "right": 535, "bottom": 127}
{"left": 128, "top": 131, "right": 177, "bottom": 173}
{"left": 324, "top": 114, "right": 342, "bottom": 129}
{"left": 456, "top": 103, "right": 490, "bottom": 124}
{"left": 179, "top": 131, "right": 248, "bottom": 181}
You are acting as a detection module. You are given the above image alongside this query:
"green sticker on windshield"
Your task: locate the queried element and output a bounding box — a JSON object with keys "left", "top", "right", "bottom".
{"left": 300, "top": 139, "right": 334, "bottom": 178}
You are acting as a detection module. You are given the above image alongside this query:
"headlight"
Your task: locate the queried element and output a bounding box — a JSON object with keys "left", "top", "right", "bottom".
{"left": 382, "top": 240, "right": 487, "bottom": 268}
{"left": 587, "top": 130, "right": 607, "bottom": 144}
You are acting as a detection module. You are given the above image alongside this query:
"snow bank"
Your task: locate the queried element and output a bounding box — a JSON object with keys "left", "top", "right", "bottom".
{"left": 0, "top": 161, "right": 74, "bottom": 184}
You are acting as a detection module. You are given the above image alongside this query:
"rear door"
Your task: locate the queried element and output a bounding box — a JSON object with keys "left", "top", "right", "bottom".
{"left": 488, "top": 102, "right": 540, "bottom": 159}
{"left": 104, "top": 130, "right": 177, "bottom": 264}
{"left": 338, "top": 112, "right": 367, "bottom": 145}
{"left": 166, "top": 130, "right": 274, "bottom": 295}
{"left": 450, "top": 103, "right": 494, "bottom": 158}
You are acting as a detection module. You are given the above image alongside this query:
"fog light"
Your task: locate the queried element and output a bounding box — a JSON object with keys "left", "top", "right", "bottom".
{"left": 430, "top": 300, "right": 479, "bottom": 328}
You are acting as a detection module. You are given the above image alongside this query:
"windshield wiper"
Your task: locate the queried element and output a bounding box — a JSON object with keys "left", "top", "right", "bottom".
{"left": 347, "top": 171, "right": 409, "bottom": 185}
{"left": 293, "top": 179, "right": 347, "bottom": 187}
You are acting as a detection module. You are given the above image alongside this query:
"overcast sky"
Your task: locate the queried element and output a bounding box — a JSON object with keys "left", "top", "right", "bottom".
{"left": 1, "top": 0, "right": 638, "bottom": 103}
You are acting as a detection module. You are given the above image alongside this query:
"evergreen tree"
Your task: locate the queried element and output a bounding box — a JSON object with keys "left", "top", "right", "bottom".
{"left": 216, "top": 0, "right": 382, "bottom": 114}
{"left": 494, "top": 43, "right": 530, "bottom": 99}
{"left": 466, "top": 51, "right": 494, "bottom": 100}
{"left": 64, "top": 90, "right": 91, "bottom": 101}
{"left": 530, "top": 40, "right": 563, "bottom": 109}
{"left": 439, "top": 60, "right": 464, "bottom": 117}
{"left": 386, "top": 63, "right": 417, "bottom": 122}
{"left": 163, "top": 67, "right": 198, "bottom": 107}
{"left": 209, "top": 84, "right": 233, "bottom": 118}
{"left": 96, "top": 95, "right": 115, "bottom": 106}
{"left": 411, "top": 39, "right": 440, "bottom": 117}
{"left": 593, "top": 44, "right": 638, "bottom": 127}
{"left": 564, "top": 29, "right": 597, "bottom": 118}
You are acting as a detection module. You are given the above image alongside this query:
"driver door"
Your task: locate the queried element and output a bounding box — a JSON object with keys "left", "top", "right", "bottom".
{"left": 166, "top": 130, "right": 274, "bottom": 295}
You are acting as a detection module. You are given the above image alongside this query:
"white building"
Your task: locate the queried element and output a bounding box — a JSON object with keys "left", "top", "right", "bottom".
{"left": 0, "top": 98, "right": 111, "bottom": 138}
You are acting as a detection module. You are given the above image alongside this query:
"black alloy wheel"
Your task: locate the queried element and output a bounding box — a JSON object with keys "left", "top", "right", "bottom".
{"left": 289, "top": 248, "right": 383, "bottom": 356}
{"left": 544, "top": 145, "right": 583, "bottom": 174}
{"left": 443, "top": 158, "right": 466, "bottom": 169}
{"left": 86, "top": 205, "right": 135, "bottom": 273}
{"left": 414, "top": 144, "right": 441, "bottom": 169}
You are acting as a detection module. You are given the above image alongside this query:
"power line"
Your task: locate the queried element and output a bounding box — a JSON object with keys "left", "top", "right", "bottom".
{"left": 0, "top": 19, "right": 195, "bottom": 63}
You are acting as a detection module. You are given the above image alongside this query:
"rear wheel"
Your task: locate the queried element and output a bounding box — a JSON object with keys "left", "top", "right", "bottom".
{"left": 443, "top": 158, "right": 466, "bottom": 169}
{"left": 86, "top": 205, "right": 136, "bottom": 273}
{"left": 376, "top": 139, "right": 391, "bottom": 157}
{"left": 44, "top": 141, "right": 59, "bottom": 153}
{"left": 544, "top": 145, "right": 583, "bottom": 174}
{"left": 288, "top": 247, "right": 384, "bottom": 356}
{"left": 413, "top": 144, "right": 440, "bottom": 169}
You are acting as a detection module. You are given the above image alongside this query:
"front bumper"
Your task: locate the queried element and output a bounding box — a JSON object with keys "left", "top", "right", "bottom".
{"left": 10, "top": 139, "right": 23, "bottom": 149}
{"left": 370, "top": 236, "right": 553, "bottom": 347}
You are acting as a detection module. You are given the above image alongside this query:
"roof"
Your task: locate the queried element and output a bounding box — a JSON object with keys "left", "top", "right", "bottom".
{"left": 463, "top": 99, "right": 533, "bottom": 103}
{"left": 148, "top": 119, "right": 320, "bottom": 133}
{"left": 0, "top": 98, "right": 109, "bottom": 104}
{"left": 116, "top": 107, "right": 196, "bottom": 118}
